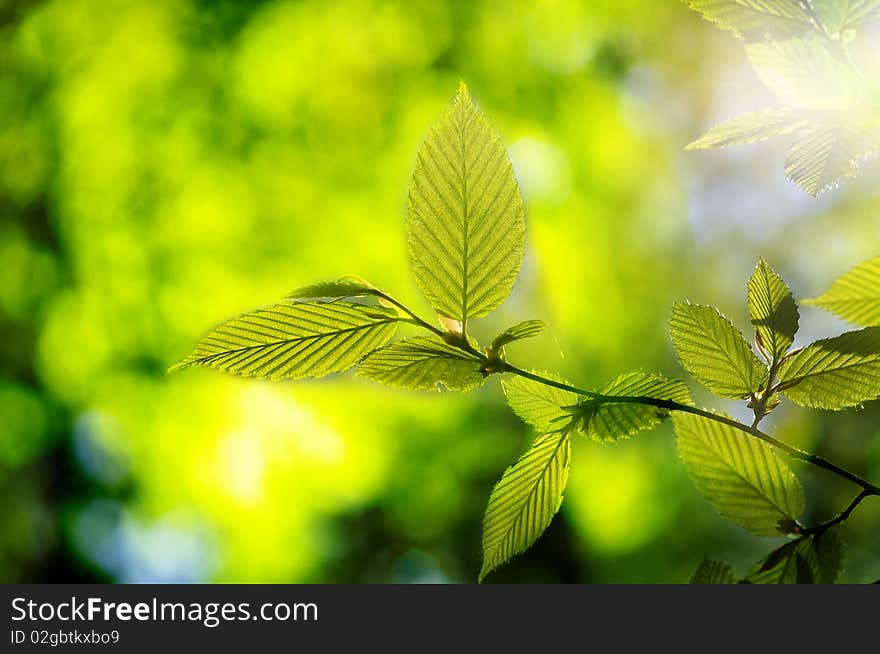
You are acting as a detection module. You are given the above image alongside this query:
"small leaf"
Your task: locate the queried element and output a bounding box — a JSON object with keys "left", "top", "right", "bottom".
{"left": 491, "top": 320, "right": 546, "bottom": 352}
{"left": 480, "top": 432, "right": 571, "bottom": 581}
{"left": 670, "top": 303, "right": 769, "bottom": 399}
{"left": 686, "top": 108, "right": 807, "bottom": 150}
{"left": 744, "top": 530, "right": 843, "bottom": 584}
{"left": 357, "top": 335, "right": 486, "bottom": 392}
{"left": 286, "top": 275, "right": 381, "bottom": 301}
{"left": 169, "top": 302, "right": 399, "bottom": 380}
{"left": 690, "top": 557, "right": 737, "bottom": 584}
{"left": 674, "top": 412, "right": 805, "bottom": 536}
{"left": 803, "top": 256, "right": 880, "bottom": 327}
{"left": 576, "top": 372, "right": 694, "bottom": 443}
{"left": 777, "top": 327, "right": 880, "bottom": 409}
{"left": 502, "top": 372, "right": 578, "bottom": 433}
{"left": 748, "top": 258, "right": 799, "bottom": 362}
{"left": 407, "top": 82, "right": 526, "bottom": 327}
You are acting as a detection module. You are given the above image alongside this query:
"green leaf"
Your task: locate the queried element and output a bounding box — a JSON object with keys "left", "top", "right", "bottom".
{"left": 286, "top": 276, "right": 382, "bottom": 301}
{"left": 480, "top": 432, "right": 570, "bottom": 581}
{"left": 744, "top": 529, "right": 843, "bottom": 584}
{"left": 803, "top": 256, "right": 880, "bottom": 327}
{"left": 777, "top": 327, "right": 880, "bottom": 409}
{"left": 357, "top": 335, "right": 487, "bottom": 392}
{"left": 690, "top": 557, "right": 737, "bottom": 584}
{"left": 502, "top": 371, "right": 578, "bottom": 433}
{"left": 784, "top": 119, "right": 880, "bottom": 196}
{"left": 747, "top": 258, "right": 799, "bottom": 362}
{"left": 812, "top": 0, "right": 880, "bottom": 34}
{"left": 746, "top": 37, "right": 866, "bottom": 110}
{"left": 169, "top": 301, "right": 399, "bottom": 380}
{"left": 575, "top": 372, "right": 694, "bottom": 443}
{"left": 490, "top": 320, "right": 546, "bottom": 352}
{"left": 670, "top": 303, "right": 769, "bottom": 399}
{"left": 686, "top": 108, "right": 807, "bottom": 150}
{"left": 683, "top": 0, "right": 814, "bottom": 39}
{"left": 407, "top": 82, "right": 526, "bottom": 327}
{"left": 674, "top": 412, "right": 805, "bottom": 536}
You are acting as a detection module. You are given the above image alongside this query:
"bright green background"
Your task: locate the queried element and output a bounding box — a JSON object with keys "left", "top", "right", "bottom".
{"left": 2, "top": 0, "right": 879, "bottom": 583}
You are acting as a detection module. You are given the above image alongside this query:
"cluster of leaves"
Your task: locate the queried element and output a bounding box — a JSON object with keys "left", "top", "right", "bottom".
{"left": 684, "top": 0, "right": 880, "bottom": 195}
{"left": 172, "top": 84, "right": 880, "bottom": 582}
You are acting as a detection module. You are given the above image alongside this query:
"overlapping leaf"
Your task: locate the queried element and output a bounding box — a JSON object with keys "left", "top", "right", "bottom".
{"left": 357, "top": 336, "right": 487, "bottom": 391}
{"left": 407, "top": 82, "right": 525, "bottom": 326}
{"left": 491, "top": 320, "right": 546, "bottom": 352}
{"left": 748, "top": 259, "right": 799, "bottom": 362}
{"left": 480, "top": 432, "right": 570, "bottom": 581}
{"left": 575, "top": 372, "right": 694, "bottom": 443}
{"left": 743, "top": 529, "right": 843, "bottom": 583}
{"left": 690, "top": 557, "right": 737, "bottom": 584}
{"left": 804, "top": 256, "right": 880, "bottom": 326}
{"left": 674, "top": 412, "right": 804, "bottom": 536}
{"left": 812, "top": 0, "right": 880, "bottom": 34}
{"left": 170, "top": 302, "right": 399, "bottom": 380}
{"left": 777, "top": 327, "right": 880, "bottom": 409}
{"left": 502, "top": 372, "right": 578, "bottom": 433}
{"left": 670, "top": 303, "right": 768, "bottom": 399}
{"left": 286, "top": 276, "right": 382, "bottom": 301}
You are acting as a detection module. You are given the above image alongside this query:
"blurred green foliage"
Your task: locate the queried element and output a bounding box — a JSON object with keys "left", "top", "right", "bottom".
{"left": 1, "top": 0, "right": 879, "bottom": 583}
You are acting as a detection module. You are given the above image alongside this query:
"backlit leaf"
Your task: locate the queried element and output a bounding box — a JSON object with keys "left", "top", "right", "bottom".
{"left": 286, "top": 275, "right": 381, "bottom": 301}
{"left": 502, "top": 372, "right": 578, "bottom": 433}
{"left": 812, "top": 0, "right": 880, "bottom": 34}
{"left": 407, "top": 82, "right": 526, "bottom": 327}
{"left": 777, "top": 327, "right": 880, "bottom": 409}
{"left": 357, "top": 335, "right": 487, "bottom": 392}
{"left": 490, "top": 320, "right": 545, "bottom": 352}
{"left": 674, "top": 412, "right": 804, "bottom": 536}
{"left": 169, "top": 301, "right": 399, "bottom": 380}
{"left": 480, "top": 432, "right": 570, "bottom": 581}
{"left": 690, "top": 557, "right": 737, "bottom": 584}
{"left": 803, "top": 256, "right": 880, "bottom": 326}
{"left": 576, "top": 372, "right": 694, "bottom": 443}
{"left": 683, "top": 0, "right": 814, "bottom": 39}
{"left": 686, "top": 108, "right": 806, "bottom": 150}
{"left": 748, "top": 258, "right": 799, "bottom": 362}
{"left": 670, "top": 303, "right": 769, "bottom": 399}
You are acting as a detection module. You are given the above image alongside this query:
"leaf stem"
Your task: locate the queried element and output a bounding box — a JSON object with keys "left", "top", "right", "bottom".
{"left": 499, "top": 362, "right": 880, "bottom": 497}
{"left": 802, "top": 490, "right": 876, "bottom": 535}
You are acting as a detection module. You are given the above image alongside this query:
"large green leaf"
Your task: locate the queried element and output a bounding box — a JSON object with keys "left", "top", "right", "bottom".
{"left": 683, "top": 1, "right": 814, "bottom": 39}
{"left": 747, "top": 258, "right": 799, "bottom": 362}
{"left": 804, "top": 256, "right": 880, "bottom": 327}
{"left": 674, "top": 412, "right": 804, "bottom": 536}
{"left": 812, "top": 0, "right": 880, "bottom": 34}
{"left": 743, "top": 530, "right": 843, "bottom": 584}
{"left": 670, "top": 303, "right": 768, "bottom": 399}
{"left": 777, "top": 327, "right": 880, "bottom": 409}
{"left": 407, "top": 83, "right": 526, "bottom": 327}
{"left": 357, "top": 335, "right": 487, "bottom": 392}
{"left": 502, "top": 372, "right": 578, "bottom": 433}
{"left": 480, "top": 432, "right": 570, "bottom": 581}
{"left": 490, "top": 320, "right": 545, "bottom": 352}
{"left": 169, "top": 301, "right": 399, "bottom": 380}
{"left": 784, "top": 119, "right": 880, "bottom": 196}
{"left": 576, "top": 372, "right": 694, "bottom": 443}
{"left": 690, "top": 557, "right": 737, "bottom": 584}
{"left": 686, "top": 108, "right": 807, "bottom": 150}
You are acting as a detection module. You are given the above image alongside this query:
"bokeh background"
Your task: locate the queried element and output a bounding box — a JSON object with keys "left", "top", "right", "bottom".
{"left": 2, "top": 0, "right": 879, "bottom": 583}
